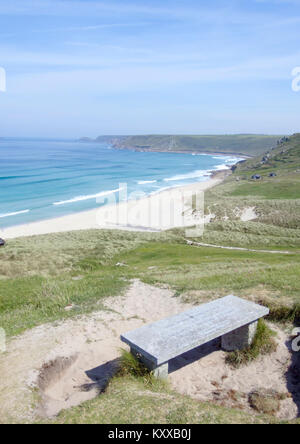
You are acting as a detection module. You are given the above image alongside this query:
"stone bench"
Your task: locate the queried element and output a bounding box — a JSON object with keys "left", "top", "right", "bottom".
{"left": 121, "top": 295, "right": 269, "bottom": 379}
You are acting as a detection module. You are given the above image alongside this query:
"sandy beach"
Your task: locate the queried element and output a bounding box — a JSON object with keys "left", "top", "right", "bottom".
{"left": 0, "top": 174, "right": 225, "bottom": 240}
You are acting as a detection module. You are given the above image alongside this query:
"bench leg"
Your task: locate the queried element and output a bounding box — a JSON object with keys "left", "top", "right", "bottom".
{"left": 221, "top": 321, "right": 258, "bottom": 351}
{"left": 152, "top": 363, "right": 169, "bottom": 379}
{"left": 130, "top": 347, "right": 169, "bottom": 379}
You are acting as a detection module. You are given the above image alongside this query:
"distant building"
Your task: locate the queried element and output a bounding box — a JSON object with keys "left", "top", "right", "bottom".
{"left": 277, "top": 136, "right": 289, "bottom": 145}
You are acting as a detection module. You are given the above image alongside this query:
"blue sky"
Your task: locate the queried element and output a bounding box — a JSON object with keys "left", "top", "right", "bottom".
{"left": 0, "top": 0, "right": 300, "bottom": 137}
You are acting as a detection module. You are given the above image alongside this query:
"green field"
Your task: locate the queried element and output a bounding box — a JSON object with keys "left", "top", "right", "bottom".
{"left": 0, "top": 230, "right": 299, "bottom": 340}
{"left": 228, "top": 178, "right": 300, "bottom": 200}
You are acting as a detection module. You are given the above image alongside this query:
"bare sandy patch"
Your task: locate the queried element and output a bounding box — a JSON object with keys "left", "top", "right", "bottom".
{"left": 240, "top": 207, "right": 257, "bottom": 222}
{"left": 0, "top": 280, "right": 298, "bottom": 422}
{"left": 0, "top": 280, "right": 190, "bottom": 421}
{"left": 169, "top": 326, "right": 299, "bottom": 420}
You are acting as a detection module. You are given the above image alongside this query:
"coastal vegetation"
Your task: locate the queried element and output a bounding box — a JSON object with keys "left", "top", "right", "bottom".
{"left": 225, "top": 319, "right": 277, "bottom": 368}
{"left": 203, "top": 134, "right": 300, "bottom": 232}
{"left": 0, "top": 134, "right": 299, "bottom": 424}
{"left": 47, "top": 375, "right": 286, "bottom": 425}
{"left": 1, "top": 232, "right": 299, "bottom": 339}
{"left": 83, "top": 134, "right": 281, "bottom": 156}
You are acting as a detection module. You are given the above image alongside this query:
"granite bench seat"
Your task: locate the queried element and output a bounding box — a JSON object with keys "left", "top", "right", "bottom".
{"left": 121, "top": 295, "right": 269, "bottom": 378}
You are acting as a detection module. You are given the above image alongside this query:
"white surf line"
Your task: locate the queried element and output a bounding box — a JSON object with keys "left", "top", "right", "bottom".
{"left": 0, "top": 209, "right": 30, "bottom": 218}
{"left": 53, "top": 187, "right": 123, "bottom": 206}
{"left": 137, "top": 180, "right": 157, "bottom": 184}
{"left": 186, "top": 240, "right": 293, "bottom": 255}
{"left": 163, "top": 170, "right": 207, "bottom": 182}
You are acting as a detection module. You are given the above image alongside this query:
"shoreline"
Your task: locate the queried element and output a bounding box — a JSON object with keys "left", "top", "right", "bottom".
{"left": 112, "top": 146, "right": 251, "bottom": 159}
{"left": 0, "top": 170, "right": 229, "bottom": 240}
{"left": 79, "top": 138, "right": 252, "bottom": 159}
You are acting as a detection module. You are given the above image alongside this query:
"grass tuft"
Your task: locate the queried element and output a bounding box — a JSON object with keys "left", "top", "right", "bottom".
{"left": 45, "top": 375, "right": 290, "bottom": 424}
{"left": 248, "top": 389, "right": 287, "bottom": 415}
{"left": 266, "top": 302, "right": 300, "bottom": 324}
{"left": 225, "top": 320, "right": 277, "bottom": 368}
{"left": 117, "top": 349, "right": 152, "bottom": 380}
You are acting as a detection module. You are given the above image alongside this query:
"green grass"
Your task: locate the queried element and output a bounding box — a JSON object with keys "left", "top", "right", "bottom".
{"left": 118, "top": 349, "right": 152, "bottom": 379}
{"left": 0, "top": 229, "right": 181, "bottom": 279}
{"left": 189, "top": 221, "right": 300, "bottom": 250}
{"left": 0, "top": 269, "right": 127, "bottom": 337}
{"left": 235, "top": 133, "right": 300, "bottom": 173}
{"left": 0, "top": 230, "right": 184, "bottom": 336}
{"left": 229, "top": 179, "right": 300, "bottom": 200}
{"left": 117, "top": 242, "right": 300, "bottom": 306}
{"left": 43, "top": 375, "right": 288, "bottom": 424}
{"left": 200, "top": 134, "right": 300, "bottom": 233}
{"left": 1, "top": 234, "right": 299, "bottom": 338}
{"left": 1, "top": 135, "right": 299, "bottom": 340}
{"left": 2, "top": 133, "right": 300, "bottom": 424}
{"left": 111, "top": 134, "right": 281, "bottom": 156}
{"left": 266, "top": 301, "right": 300, "bottom": 324}
{"left": 225, "top": 320, "right": 277, "bottom": 368}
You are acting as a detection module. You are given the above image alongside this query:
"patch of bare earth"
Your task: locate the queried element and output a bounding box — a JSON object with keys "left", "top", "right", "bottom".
{"left": 169, "top": 325, "right": 299, "bottom": 420}
{"left": 239, "top": 207, "right": 257, "bottom": 222}
{"left": 0, "top": 280, "right": 299, "bottom": 422}
{"left": 0, "top": 280, "right": 190, "bottom": 421}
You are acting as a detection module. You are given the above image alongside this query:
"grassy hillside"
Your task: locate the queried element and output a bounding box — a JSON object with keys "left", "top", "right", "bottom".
{"left": 234, "top": 134, "right": 300, "bottom": 174}
{"left": 1, "top": 134, "right": 299, "bottom": 424}
{"left": 1, "top": 230, "right": 299, "bottom": 424}
{"left": 110, "top": 134, "right": 281, "bottom": 156}
{"left": 201, "top": 134, "right": 300, "bottom": 232}
{"left": 0, "top": 230, "right": 179, "bottom": 337}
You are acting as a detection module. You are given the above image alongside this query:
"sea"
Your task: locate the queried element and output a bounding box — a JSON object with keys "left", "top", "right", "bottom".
{"left": 0, "top": 138, "right": 242, "bottom": 228}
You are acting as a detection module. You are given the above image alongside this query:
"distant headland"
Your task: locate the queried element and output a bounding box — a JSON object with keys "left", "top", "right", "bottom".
{"left": 79, "top": 134, "right": 282, "bottom": 157}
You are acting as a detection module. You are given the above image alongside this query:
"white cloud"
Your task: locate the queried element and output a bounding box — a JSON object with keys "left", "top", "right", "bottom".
{"left": 0, "top": 0, "right": 296, "bottom": 27}
{"left": 1, "top": 40, "right": 299, "bottom": 74}
{"left": 34, "top": 22, "right": 154, "bottom": 33}
{"left": 0, "top": 0, "right": 185, "bottom": 17}
{"left": 6, "top": 51, "right": 298, "bottom": 99}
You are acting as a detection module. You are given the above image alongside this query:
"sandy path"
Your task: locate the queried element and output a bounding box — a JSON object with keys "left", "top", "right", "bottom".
{"left": 186, "top": 240, "right": 294, "bottom": 255}
{"left": 1, "top": 178, "right": 222, "bottom": 239}
{"left": 0, "top": 280, "right": 298, "bottom": 422}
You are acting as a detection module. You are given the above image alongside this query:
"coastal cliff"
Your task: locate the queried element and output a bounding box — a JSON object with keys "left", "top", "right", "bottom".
{"left": 80, "top": 134, "right": 282, "bottom": 157}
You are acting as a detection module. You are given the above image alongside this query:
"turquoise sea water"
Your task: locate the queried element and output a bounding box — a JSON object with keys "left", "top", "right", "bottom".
{"left": 0, "top": 138, "right": 242, "bottom": 228}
